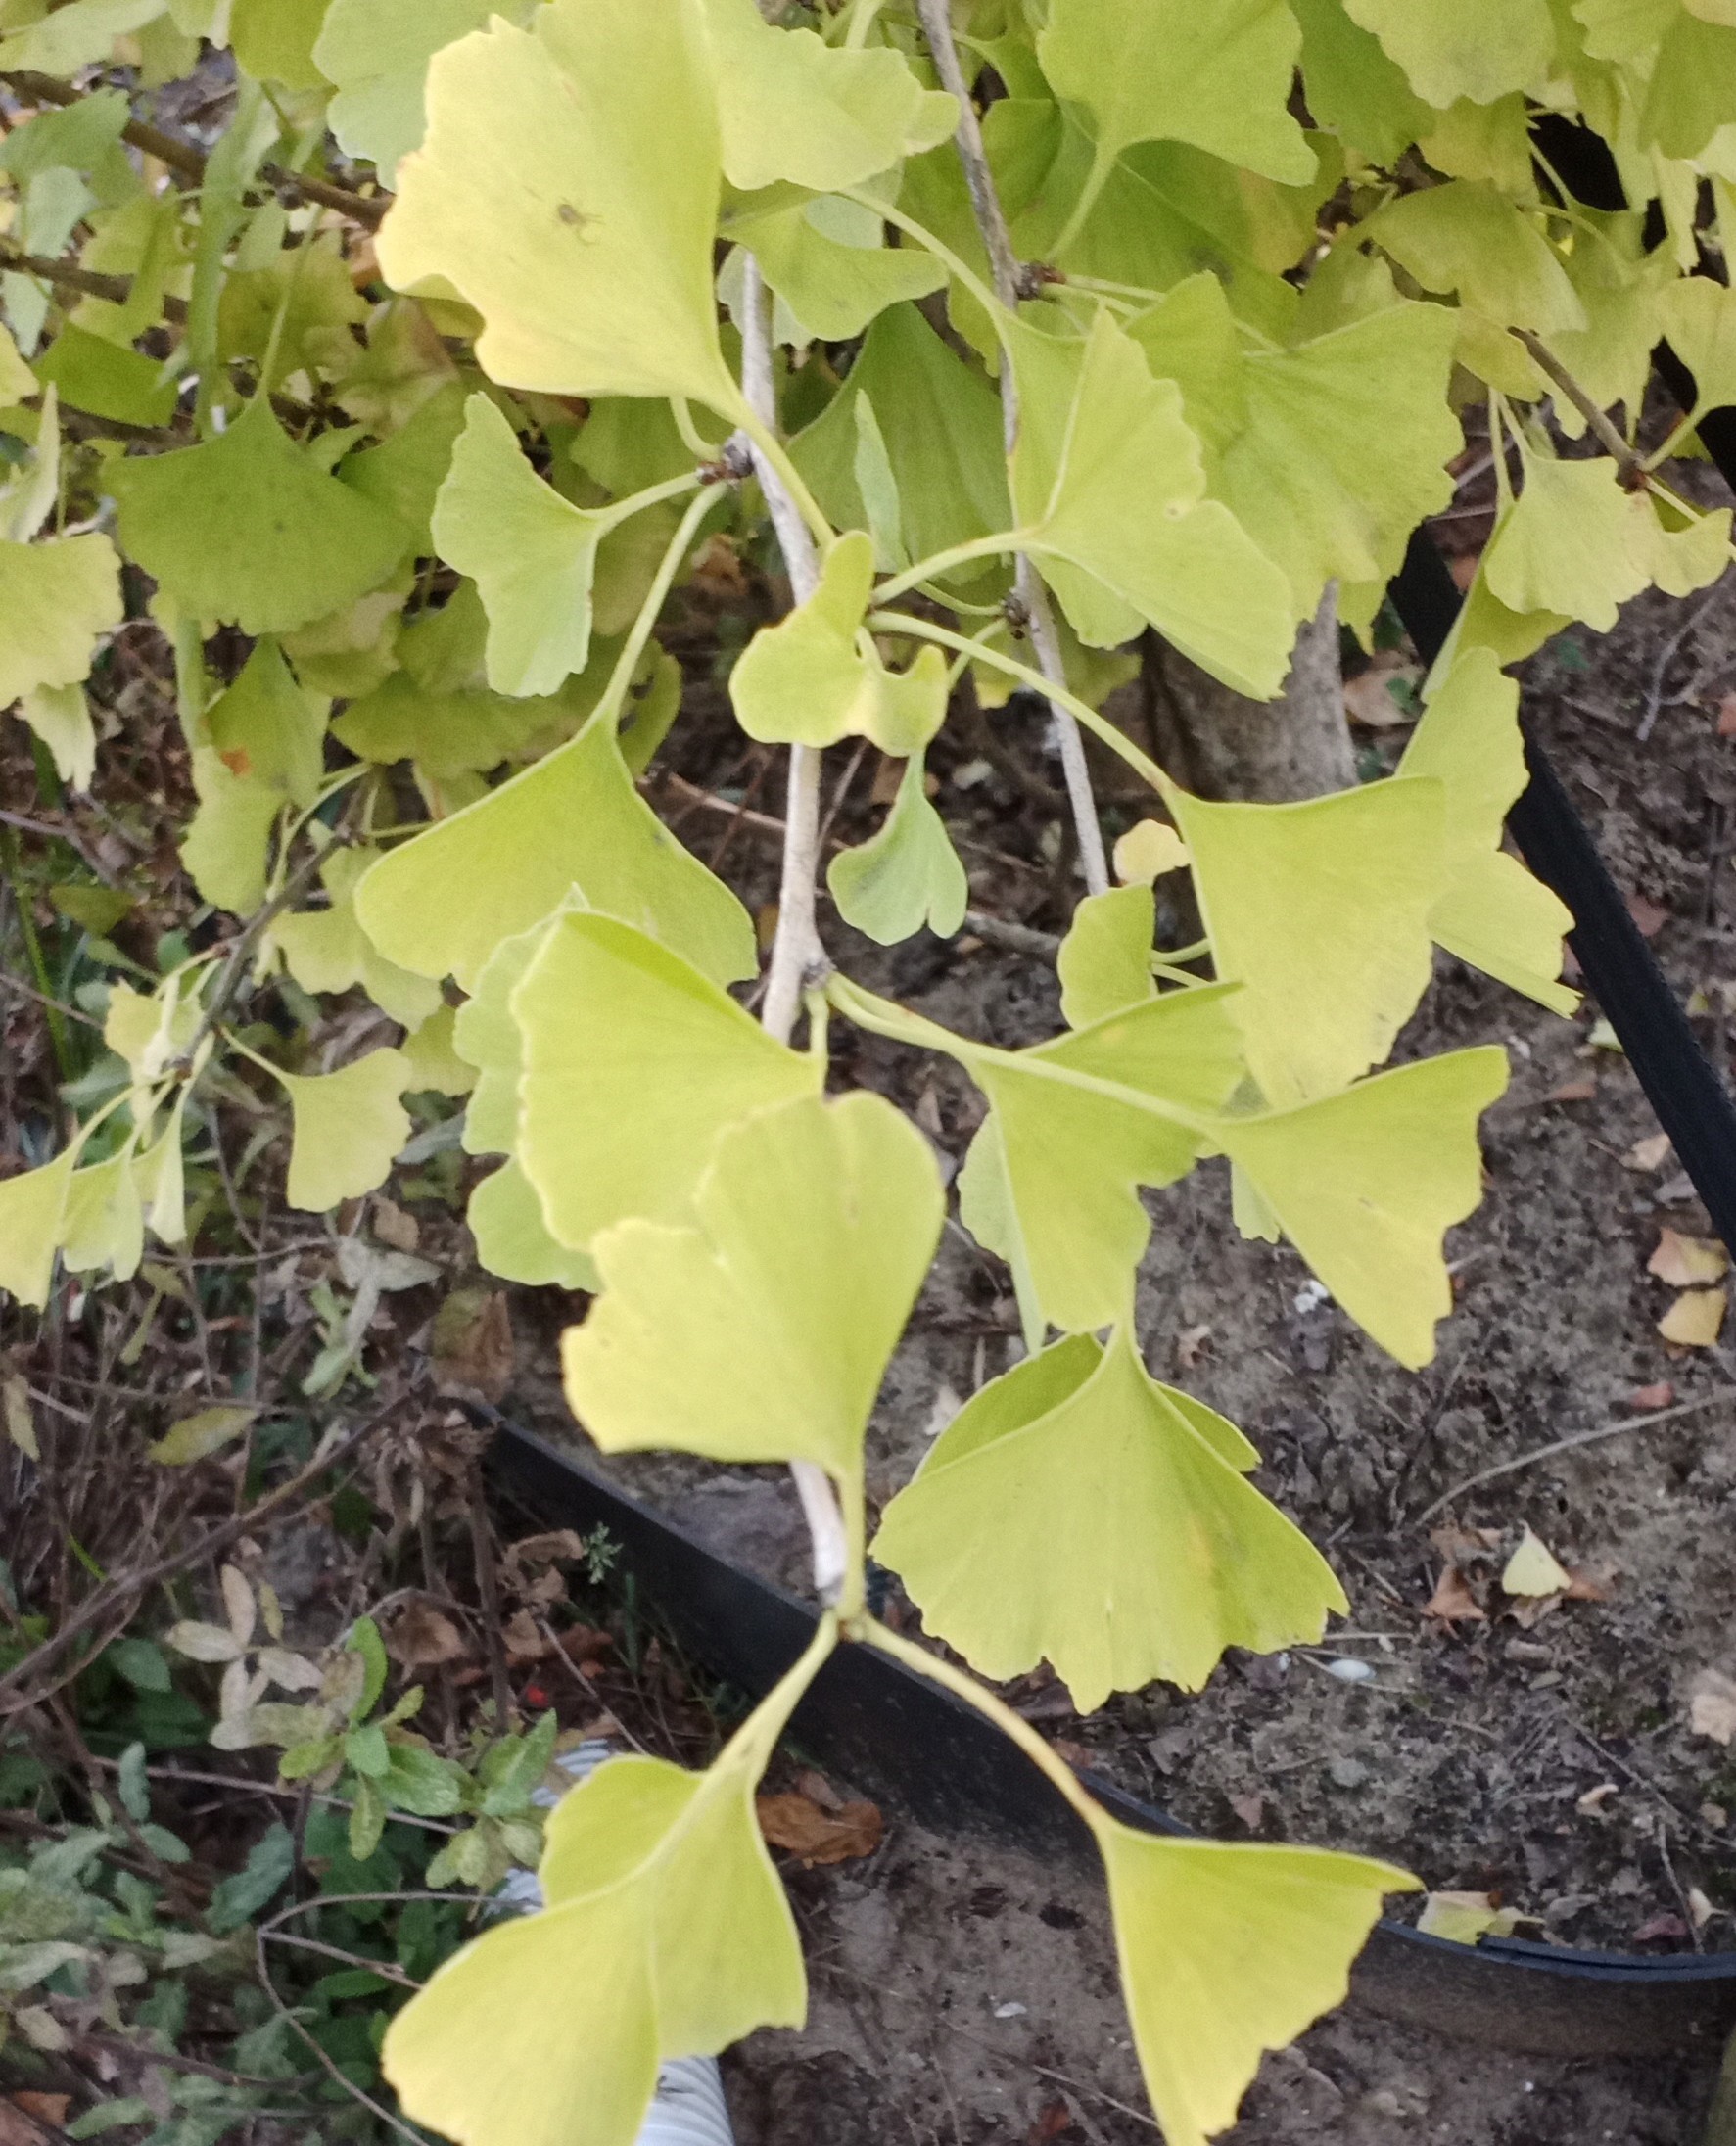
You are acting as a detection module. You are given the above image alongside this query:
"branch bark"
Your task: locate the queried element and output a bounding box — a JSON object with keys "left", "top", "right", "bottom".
{"left": 738, "top": 254, "right": 849, "bottom": 1606}
{"left": 912, "top": 0, "right": 1110, "bottom": 896}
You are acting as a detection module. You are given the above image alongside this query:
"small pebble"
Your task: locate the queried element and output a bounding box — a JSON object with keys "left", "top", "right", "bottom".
{"left": 1328, "top": 1757, "right": 1370, "bottom": 1789}
{"left": 1326, "top": 1656, "right": 1376, "bottom": 1684}
{"left": 992, "top": 2001, "right": 1027, "bottom": 2020}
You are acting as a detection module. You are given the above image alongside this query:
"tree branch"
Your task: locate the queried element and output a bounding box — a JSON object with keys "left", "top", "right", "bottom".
{"left": 912, "top": 0, "right": 1110, "bottom": 897}
{"left": 1510, "top": 327, "right": 1647, "bottom": 487}
{"left": 0, "top": 238, "right": 189, "bottom": 324}
{"left": 737, "top": 253, "right": 849, "bottom": 1608}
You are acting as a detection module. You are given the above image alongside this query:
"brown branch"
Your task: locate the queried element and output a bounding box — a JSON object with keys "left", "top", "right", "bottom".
{"left": 0, "top": 238, "right": 190, "bottom": 324}
{"left": 1, "top": 70, "right": 386, "bottom": 227}
{"left": 1510, "top": 327, "right": 1648, "bottom": 486}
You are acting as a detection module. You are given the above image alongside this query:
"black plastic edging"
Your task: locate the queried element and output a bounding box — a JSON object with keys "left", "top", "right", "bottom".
{"left": 489, "top": 1422, "right": 1736, "bottom": 2059}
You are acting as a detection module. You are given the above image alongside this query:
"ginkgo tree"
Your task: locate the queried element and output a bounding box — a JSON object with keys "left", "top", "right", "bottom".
{"left": 0, "top": 0, "right": 1732, "bottom": 2139}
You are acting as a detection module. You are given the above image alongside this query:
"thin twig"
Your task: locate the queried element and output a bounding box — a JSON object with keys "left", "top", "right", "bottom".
{"left": 0, "top": 237, "right": 189, "bottom": 325}
{"left": 0, "top": 970, "right": 104, "bottom": 1028}
{"left": 737, "top": 256, "right": 852, "bottom": 1607}
{"left": 466, "top": 1461, "right": 514, "bottom": 1730}
{"left": 254, "top": 1929, "right": 428, "bottom": 2146}
{"left": 1411, "top": 1389, "right": 1730, "bottom": 1527}
{"left": 912, "top": 0, "right": 1109, "bottom": 897}
{"left": 1511, "top": 328, "right": 1647, "bottom": 486}
{"left": 80, "top": 2029, "right": 319, "bottom": 2092}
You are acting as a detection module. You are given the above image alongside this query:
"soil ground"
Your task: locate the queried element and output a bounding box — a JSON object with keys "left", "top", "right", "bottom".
{"left": 506, "top": 523, "right": 1736, "bottom": 2140}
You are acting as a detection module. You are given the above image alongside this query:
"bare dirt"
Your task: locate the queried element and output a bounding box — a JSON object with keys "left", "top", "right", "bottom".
{"left": 503, "top": 540, "right": 1736, "bottom": 2141}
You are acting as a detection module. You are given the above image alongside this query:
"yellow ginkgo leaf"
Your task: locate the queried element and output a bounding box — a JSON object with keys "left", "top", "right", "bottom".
{"left": 1056, "top": 885, "right": 1156, "bottom": 1030}
{"left": 1219, "top": 1047, "right": 1509, "bottom": 1369}
{"left": 1112, "top": 819, "right": 1190, "bottom": 886}
{"left": 1169, "top": 775, "right": 1448, "bottom": 1106}
{"left": 379, "top": 0, "right": 746, "bottom": 420}
{"left": 1481, "top": 453, "right": 1648, "bottom": 631}
{"left": 270, "top": 849, "right": 445, "bottom": 1032}
{"left": 385, "top": 1619, "right": 833, "bottom": 2146}
{"left": 729, "top": 532, "right": 949, "bottom": 756}
{"left": 278, "top": 1050, "right": 413, "bottom": 1213}
{"left": 564, "top": 1093, "right": 942, "bottom": 1473}
{"left": 0, "top": 1149, "right": 77, "bottom": 1311}
{"left": 353, "top": 713, "right": 756, "bottom": 992}
{"left": 1101, "top": 1827, "right": 1415, "bottom": 2146}
{"left": 513, "top": 913, "right": 821, "bottom": 1252}
{"left": 873, "top": 1329, "right": 1346, "bottom": 1709}
{"left": 61, "top": 1152, "right": 145, "bottom": 1283}
{"left": 1500, "top": 1524, "right": 1571, "bottom": 1599}
{"left": 1659, "top": 1286, "right": 1727, "bottom": 1348}
{"left": 1397, "top": 646, "right": 1576, "bottom": 1014}
{"left": 468, "top": 1159, "right": 599, "bottom": 1292}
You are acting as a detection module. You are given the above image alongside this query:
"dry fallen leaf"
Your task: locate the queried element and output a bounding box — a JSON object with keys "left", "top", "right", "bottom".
{"left": 1627, "top": 1380, "right": 1675, "bottom": 1412}
{"left": 1719, "top": 692, "right": 1736, "bottom": 740}
{"left": 10, "top": 2100, "right": 68, "bottom": 2131}
{"left": 385, "top": 1599, "right": 467, "bottom": 1669}
{"left": 1342, "top": 653, "right": 1422, "bottom": 728}
{"left": 1625, "top": 893, "right": 1668, "bottom": 938}
{"left": 757, "top": 1791, "right": 884, "bottom": 1867}
{"left": 1623, "top": 1133, "right": 1673, "bottom": 1173}
{"left": 1659, "top": 1286, "right": 1727, "bottom": 1348}
{"left": 1423, "top": 1566, "right": 1487, "bottom": 1623}
{"left": 430, "top": 1287, "right": 515, "bottom": 1404}
{"left": 1, "top": 1372, "right": 38, "bottom": 1461}
{"left": 1647, "top": 1227, "right": 1728, "bottom": 1287}
{"left": 501, "top": 1609, "right": 551, "bottom": 1664}
{"left": 372, "top": 1195, "right": 421, "bottom": 1252}
{"left": 1228, "top": 1791, "right": 1267, "bottom": 1832}
{"left": 1502, "top": 1526, "right": 1572, "bottom": 1599}
{"left": 1564, "top": 1566, "right": 1616, "bottom": 1603}
{"left": 1417, "top": 1890, "right": 1524, "bottom": 1944}
{"left": 1575, "top": 1783, "right": 1619, "bottom": 1816}
{"left": 1543, "top": 1077, "right": 1597, "bottom": 1103}
{"left": 1690, "top": 1887, "right": 1717, "bottom": 1932}
{"left": 1174, "top": 1323, "right": 1212, "bottom": 1369}
{"left": 1631, "top": 1912, "right": 1690, "bottom": 1944}
{"left": 1690, "top": 1668, "right": 1736, "bottom": 1745}
{"left": 0, "top": 2105, "right": 49, "bottom": 2146}
{"left": 149, "top": 1402, "right": 258, "bottom": 1467}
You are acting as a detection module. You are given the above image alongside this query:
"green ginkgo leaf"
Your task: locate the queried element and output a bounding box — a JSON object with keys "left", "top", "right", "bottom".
{"left": 314, "top": 0, "right": 537, "bottom": 182}
{"left": 1626, "top": 491, "right": 1733, "bottom": 600}
{"left": 1291, "top": 0, "right": 1433, "bottom": 164}
{"left": 384, "top": 1620, "right": 831, "bottom": 2146}
{"left": 564, "top": 1093, "right": 942, "bottom": 1472}
{"left": 353, "top": 713, "right": 756, "bottom": 991}
{"left": 270, "top": 850, "right": 445, "bottom": 1032}
{"left": 730, "top": 197, "right": 947, "bottom": 345}
{"left": 1168, "top": 776, "right": 1448, "bottom": 1106}
{"left": 1056, "top": 885, "right": 1156, "bottom": 1029}
{"left": 179, "top": 750, "right": 286, "bottom": 916}
{"left": 1641, "top": 12, "right": 1736, "bottom": 160}
{"left": 1480, "top": 452, "right": 1648, "bottom": 631}
{"left": 1218, "top": 1046, "right": 1509, "bottom": 1368}
{"left": 106, "top": 399, "right": 408, "bottom": 637}
{"left": 1101, "top": 1827, "right": 1414, "bottom": 2146}
{"left": 513, "top": 914, "right": 821, "bottom": 1252}
{"left": 1010, "top": 310, "right": 1294, "bottom": 698}
{"left": 0, "top": 1149, "right": 77, "bottom": 1310}
{"left": 1658, "top": 274, "right": 1736, "bottom": 421}
{"left": 468, "top": 1160, "right": 600, "bottom": 1293}
{"left": 432, "top": 394, "right": 681, "bottom": 699}
{"left": 204, "top": 640, "right": 329, "bottom": 809}
{"left": 0, "top": 534, "right": 123, "bottom": 706}
{"left": 0, "top": 319, "right": 36, "bottom": 404}
{"left": 873, "top": 1328, "right": 1346, "bottom": 1709}
{"left": 61, "top": 1152, "right": 145, "bottom": 1283}
{"left": 278, "top": 1050, "right": 413, "bottom": 1213}
{"left": 399, "top": 1005, "right": 477, "bottom": 1097}
{"left": 700, "top": 0, "right": 957, "bottom": 192}
{"left": 1038, "top": 0, "right": 1316, "bottom": 210}
{"left": 18, "top": 683, "right": 95, "bottom": 790}
{"left": 1364, "top": 182, "right": 1585, "bottom": 335}
{"left": 1396, "top": 647, "right": 1575, "bottom": 1013}
{"left": 730, "top": 532, "right": 950, "bottom": 754}
{"left": 1339, "top": 0, "right": 1554, "bottom": 103}
{"left": 825, "top": 751, "right": 967, "bottom": 945}
{"left": 1129, "top": 279, "right": 1461, "bottom": 620}
{"left": 379, "top": 0, "right": 747, "bottom": 420}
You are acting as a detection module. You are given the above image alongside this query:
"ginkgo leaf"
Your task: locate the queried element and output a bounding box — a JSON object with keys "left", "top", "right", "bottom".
{"left": 106, "top": 399, "right": 408, "bottom": 636}
{"left": 826, "top": 751, "right": 967, "bottom": 945}
{"left": 1501, "top": 1524, "right": 1571, "bottom": 1597}
{"left": 1339, "top": 0, "right": 1554, "bottom": 104}
{"left": 379, "top": 0, "right": 747, "bottom": 420}
{"left": 873, "top": 1329, "right": 1345, "bottom": 1709}
{"left": 1010, "top": 310, "right": 1294, "bottom": 698}
{"left": 1218, "top": 1047, "right": 1509, "bottom": 1368}
{"left": 432, "top": 393, "right": 679, "bottom": 699}
{"left": 278, "top": 1050, "right": 413, "bottom": 1213}
{"left": 1101, "top": 1828, "right": 1414, "bottom": 2146}
{"left": 564, "top": 1093, "right": 942, "bottom": 1472}
{"left": 314, "top": 0, "right": 537, "bottom": 183}
{"left": 1168, "top": 777, "right": 1448, "bottom": 1106}
{"left": 270, "top": 849, "right": 446, "bottom": 1032}
{"left": 1658, "top": 275, "right": 1736, "bottom": 420}
{"left": 1113, "top": 820, "right": 1190, "bottom": 886}
{"left": 61, "top": 1152, "right": 145, "bottom": 1283}
{"left": 385, "top": 1621, "right": 830, "bottom": 2146}
{"left": 18, "top": 683, "right": 95, "bottom": 790}
{"left": 1641, "top": 12, "right": 1736, "bottom": 160}
{"left": 1396, "top": 648, "right": 1575, "bottom": 1013}
{"left": 514, "top": 914, "right": 821, "bottom": 1251}
{"left": 730, "top": 197, "right": 947, "bottom": 345}
{"left": 331, "top": 676, "right": 573, "bottom": 781}
{"left": 0, "top": 0, "right": 164, "bottom": 72}
{"left": 1129, "top": 280, "right": 1461, "bottom": 620}
{"left": 1038, "top": 0, "right": 1315, "bottom": 204}
{"left": 204, "top": 640, "right": 328, "bottom": 808}
{"left": 1481, "top": 453, "right": 1648, "bottom": 631}
{"left": 0, "top": 1150, "right": 76, "bottom": 1310}
{"left": 1056, "top": 886, "right": 1156, "bottom": 1029}
{"left": 1291, "top": 0, "right": 1432, "bottom": 164}
{"left": 399, "top": 1005, "right": 477, "bottom": 1097}
{"left": 700, "top": 0, "right": 957, "bottom": 192}
{"left": 0, "top": 320, "right": 35, "bottom": 404}
{"left": 1626, "top": 490, "right": 1733, "bottom": 601}
{"left": 730, "top": 533, "right": 949, "bottom": 754}
{"left": 0, "top": 534, "right": 122, "bottom": 706}
{"left": 353, "top": 712, "right": 756, "bottom": 991}
{"left": 451, "top": 909, "right": 566, "bottom": 1157}
{"left": 1364, "top": 183, "right": 1585, "bottom": 336}
{"left": 180, "top": 750, "right": 286, "bottom": 915}
{"left": 469, "top": 1160, "right": 600, "bottom": 1293}
{"left": 836, "top": 978, "right": 1247, "bottom": 1336}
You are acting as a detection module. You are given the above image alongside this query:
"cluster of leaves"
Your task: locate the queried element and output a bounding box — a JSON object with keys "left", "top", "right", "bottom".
{"left": 0, "top": 0, "right": 1733, "bottom": 2141}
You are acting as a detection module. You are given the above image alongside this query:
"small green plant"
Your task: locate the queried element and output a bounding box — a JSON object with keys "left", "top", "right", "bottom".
{"left": 2, "top": 1, "right": 1733, "bottom": 2141}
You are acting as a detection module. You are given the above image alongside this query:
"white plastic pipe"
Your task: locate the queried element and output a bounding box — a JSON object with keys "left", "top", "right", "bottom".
{"left": 497, "top": 1742, "right": 738, "bottom": 2146}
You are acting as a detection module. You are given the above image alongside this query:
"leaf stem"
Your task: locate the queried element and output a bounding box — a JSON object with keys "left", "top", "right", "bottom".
{"left": 872, "top": 532, "right": 1024, "bottom": 606}
{"left": 1509, "top": 328, "right": 1645, "bottom": 483}
{"left": 862, "top": 1616, "right": 1107, "bottom": 1838}
{"left": 738, "top": 253, "right": 851, "bottom": 1610}
{"left": 910, "top": 0, "right": 1110, "bottom": 896}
